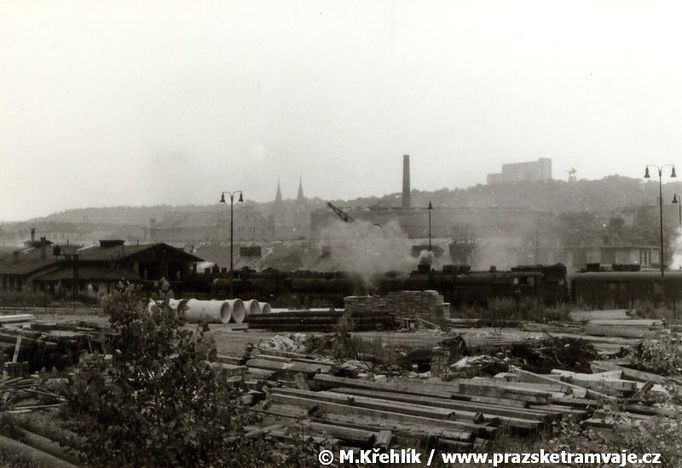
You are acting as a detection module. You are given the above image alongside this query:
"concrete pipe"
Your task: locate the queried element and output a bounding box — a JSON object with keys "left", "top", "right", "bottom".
{"left": 184, "top": 299, "right": 232, "bottom": 324}
{"left": 259, "top": 302, "right": 272, "bottom": 315}
{"left": 227, "top": 299, "right": 246, "bottom": 323}
{"left": 242, "top": 299, "right": 260, "bottom": 317}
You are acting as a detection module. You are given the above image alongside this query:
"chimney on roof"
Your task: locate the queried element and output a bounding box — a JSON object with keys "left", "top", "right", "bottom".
{"left": 30, "top": 228, "right": 35, "bottom": 242}
{"left": 402, "top": 154, "right": 411, "bottom": 209}
{"left": 40, "top": 237, "right": 46, "bottom": 259}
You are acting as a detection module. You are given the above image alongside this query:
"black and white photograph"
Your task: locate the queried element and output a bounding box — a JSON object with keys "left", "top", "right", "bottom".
{"left": 0, "top": 1, "right": 681, "bottom": 466}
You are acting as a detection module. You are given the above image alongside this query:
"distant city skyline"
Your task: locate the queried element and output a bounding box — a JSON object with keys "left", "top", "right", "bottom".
{"left": 3, "top": 1, "right": 682, "bottom": 220}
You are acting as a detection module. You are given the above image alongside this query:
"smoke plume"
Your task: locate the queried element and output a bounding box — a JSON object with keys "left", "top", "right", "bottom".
{"left": 319, "top": 219, "right": 417, "bottom": 282}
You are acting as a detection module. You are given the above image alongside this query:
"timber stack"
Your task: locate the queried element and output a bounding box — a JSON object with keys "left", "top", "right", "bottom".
{"left": 217, "top": 344, "right": 681, "bottom": 452}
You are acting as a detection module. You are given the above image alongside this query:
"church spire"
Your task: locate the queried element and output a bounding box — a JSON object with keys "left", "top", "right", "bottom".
{"left": 275, "top": 178, "right": 282, "bottom": 204}
{"left": 296, "top": 176, "right": 305, "bottom": 203}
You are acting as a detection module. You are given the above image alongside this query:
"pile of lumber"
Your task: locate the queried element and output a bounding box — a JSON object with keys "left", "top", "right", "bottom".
{"left": 0, "top": 375, "right": 66, "bottom": 414}
{"left": 256, "top": 370, "right": 596, "bottom": 451}
{"left": 219, "top": 344, "right": 609, "bottom": 451}
{"left": 218, "top": 347, "right": 336, "bottom": 386}
{"left": 583, "top": 319, "right": 665, "bottom": 338}
{"left": 246, "top": 310, "right": 397, "bottom": 332}
{"left": 0, "top": 321, "right": 108, "bottom": 373}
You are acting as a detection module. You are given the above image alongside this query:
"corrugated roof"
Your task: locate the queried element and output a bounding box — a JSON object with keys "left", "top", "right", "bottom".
{"left": 0, "top": 248, "right": 57, "bottom": 275}
{"left": 0, "top": 242, "right": 202, "bottom": 276}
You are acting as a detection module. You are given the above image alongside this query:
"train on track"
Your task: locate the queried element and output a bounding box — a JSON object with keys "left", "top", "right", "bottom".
{"left": 173, "top": 262, "right": 682, "bottom": 309}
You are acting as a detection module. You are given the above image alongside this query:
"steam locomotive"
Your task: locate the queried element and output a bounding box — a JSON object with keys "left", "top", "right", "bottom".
{"left": 177, "top": 262, "right": 682, "bottom": 309}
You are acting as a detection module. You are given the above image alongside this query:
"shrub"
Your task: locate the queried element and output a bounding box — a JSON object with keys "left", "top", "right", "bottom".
{"left": 631, "top": 330, "right": 682, "bottom": 376}
{"left": 61, "top": 282, "right": 316, "bottom": 467}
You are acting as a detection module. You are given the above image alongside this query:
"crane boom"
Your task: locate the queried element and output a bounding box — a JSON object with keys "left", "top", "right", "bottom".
{"left": 326, "top": 202, "right": 355, "bottom": 223}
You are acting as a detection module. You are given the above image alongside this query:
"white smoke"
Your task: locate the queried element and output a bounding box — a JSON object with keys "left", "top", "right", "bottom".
{"left": 670, "top": 227, "right": 682, "bottom": 270}
{"left": 318, "top": 219, "right": 417, "bottom": 282}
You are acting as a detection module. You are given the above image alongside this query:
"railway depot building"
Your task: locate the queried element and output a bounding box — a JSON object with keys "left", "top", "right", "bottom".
{"left": 0, "top": 239, "right": 202, "bottom": 296}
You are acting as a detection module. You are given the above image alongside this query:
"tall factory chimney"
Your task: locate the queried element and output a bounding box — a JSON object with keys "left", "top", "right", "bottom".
{"left": 402, "top": 154, "right": 411, "bottom": 209}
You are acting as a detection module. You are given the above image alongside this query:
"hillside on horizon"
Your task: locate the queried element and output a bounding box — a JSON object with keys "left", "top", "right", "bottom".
{"left": 8, "top": 175, "right": 682, "bottom": 227}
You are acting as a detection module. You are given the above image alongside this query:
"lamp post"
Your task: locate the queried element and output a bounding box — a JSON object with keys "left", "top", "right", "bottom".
{"left": 219, "top": 190, "right": 244, "bottom": 296}
{"left": 673, "top": 194, "right": 682, "bottom": 227}
{"left": 644, "top": 165, "right": 676, "bottom": 277}
{"left": 427, "top": 201, "right": 433, "bottom": 252}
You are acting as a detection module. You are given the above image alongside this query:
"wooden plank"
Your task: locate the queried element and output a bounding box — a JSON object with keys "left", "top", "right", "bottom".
{"left": 269, "top": 393, "right": 495, "bottom": 437}
{"left": 271, "top": 388, "right": 459, "bottom": 421}
{"left": 550, "top": 370, "right": 637, "bottom": 393}
{"left": 616, "top": 366, "right": 667, "bottom": 385}
{"left": 313, "top": 374, "right": 457, "bottom": 399}
{"left": 527, "top": 404, "right": 588, "bottom": 422}
{"left": 326, "top": 387, "right": 546, "bottom": 429}
{"left": 375, "top": 430, "right": 392, "bottom": 449}
{"left": 569, "top": 310, "right": 628, "bottom": 321}
{"left": 588, "top": 319, "right": 663, "bottom": 326}
{"left": 246, "top": 358, "right": 331, "bottom": 375}
{"left": 583, "top": 324, "right": 661, "bottom": 339}
{"left": 468, "top": 377, "right": 569, "bottom": 394}
{"left": 512, "top": 368, "right": 613, "bottom": 402}
{"left": 550, "top": 396, "right": 601, "bottom": 408}
{"left": 311, "top": 414, "right": 474, "bottom": 443}
{"left": 12, "top": 336, "right": 21, "bottom": 363}
{"left": 458, "top": 383, "right": 550, "bottom": 404}
{"left": 254, "top": 403, "right": 311, "bottom": 419}
{"left": 462, "top": 395, "right": 529, "bottom": 408}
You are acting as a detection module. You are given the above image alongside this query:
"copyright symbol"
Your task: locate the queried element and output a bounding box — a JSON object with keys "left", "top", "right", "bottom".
{"left": 318, "top": 449, "right": 334, "bottom": 465}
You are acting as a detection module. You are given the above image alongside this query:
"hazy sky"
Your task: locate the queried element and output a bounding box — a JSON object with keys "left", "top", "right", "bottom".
{"left": 2, "top": 0, "right": 682, "bottom": 220}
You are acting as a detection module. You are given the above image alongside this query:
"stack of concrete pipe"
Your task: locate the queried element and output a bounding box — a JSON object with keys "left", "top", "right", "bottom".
{"left": 147, "top": 298, "right": 270, "bottom": 324}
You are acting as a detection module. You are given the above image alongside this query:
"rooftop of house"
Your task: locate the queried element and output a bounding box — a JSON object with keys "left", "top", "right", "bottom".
{"left": 0, "top": 240, "right": 202, "bottom": 276}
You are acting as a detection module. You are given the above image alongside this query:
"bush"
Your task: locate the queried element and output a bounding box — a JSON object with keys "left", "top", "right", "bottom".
{"left": 631, "top": 330, "right": 682, "bottom": 376}
{"left": 61, "top": 282, "right": 316, "bottom": 467}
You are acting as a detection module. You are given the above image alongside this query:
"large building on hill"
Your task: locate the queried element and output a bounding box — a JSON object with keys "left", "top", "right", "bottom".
{"left": 487, "top": 158, "right": 552, "bottom": 185}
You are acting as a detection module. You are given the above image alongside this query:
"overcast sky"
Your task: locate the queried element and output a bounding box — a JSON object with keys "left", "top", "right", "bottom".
{"left": 2, "top": 0, "right": 682, "bottom": 220}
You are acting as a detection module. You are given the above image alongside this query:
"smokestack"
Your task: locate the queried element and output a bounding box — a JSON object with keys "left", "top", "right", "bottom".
{"left": 402, "top": 154, "right": 411, "bottom": 209}
{"left": 40, "top": 237, "right": 46, "bottom": 259}
{"left": 30, "top": 228, "right": 35, "bottom": 242}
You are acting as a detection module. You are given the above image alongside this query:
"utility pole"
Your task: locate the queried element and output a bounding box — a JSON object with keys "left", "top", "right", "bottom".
{"left": 644, "top": 165, "right": 676, "bottom": 278}
{"left": 427, "top": 201, "right": 433, "bottom": 252}
{"left": 219, "top": 190, "right": 243, "bottom": 297}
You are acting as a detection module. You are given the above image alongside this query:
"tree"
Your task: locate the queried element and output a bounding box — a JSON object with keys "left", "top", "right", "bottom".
{"left": 62, "top": 283, "right": 315, "bottom": 467}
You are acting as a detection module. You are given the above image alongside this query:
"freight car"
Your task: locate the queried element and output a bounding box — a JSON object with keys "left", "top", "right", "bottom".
{"left": 571, "top": 270, "right": 682, "bottom": 308}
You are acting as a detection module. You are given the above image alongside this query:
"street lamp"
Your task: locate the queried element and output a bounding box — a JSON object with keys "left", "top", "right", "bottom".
{"left": 427, "top": 201, "right": 433, "bottom": 252}
{"left": 219, "top": 190, "right": 244, "bottom": 296}
{"left": 644, "top": 165, "right": 676, "bottom": 277}
{"left": 673, "top": 194, "right": 682, "bottom": 227}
